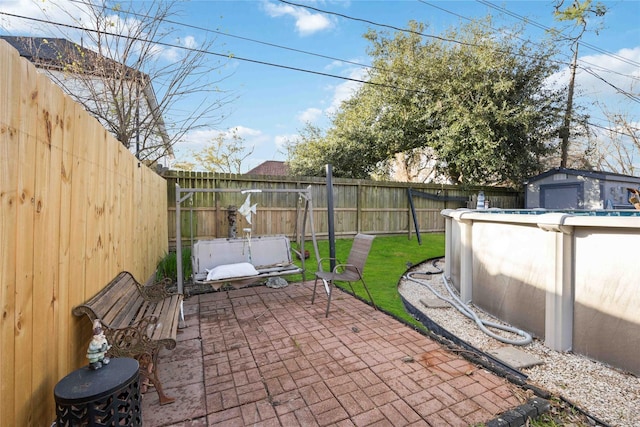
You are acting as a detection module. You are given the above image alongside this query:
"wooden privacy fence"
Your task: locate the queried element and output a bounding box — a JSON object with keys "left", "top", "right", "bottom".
{"left": 0, "top": 40, "right": 168, "bottom": 426}
{"left": 164, "top": 170, "right": 523, "bottom": 247}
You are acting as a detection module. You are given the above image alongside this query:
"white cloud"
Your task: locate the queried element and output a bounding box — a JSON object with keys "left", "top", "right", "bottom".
{"left": 577, "top": 46, "right": 640, "bottom": 96}
{"left": 297, "top": 107, "right": 323, "bottom": 123}
{"left": 548, "top": 45, "right": 640, "bottom": 111}
{"left": 326, "top": 66, "right": 367, "bottom": 115}
{"left": 274, "top": 133, "right": 299, "bottom": 150}
{"left": 174, "top": 125, "right": 270, "bottom": 169}
{"left": 262, "top": 1, "right": 334, "bottom": 36}
{"left": 162, "top": 35, "right": 199, "bottom": 62}
{"left": 0, "top": 0, "right": 89, "bottom": 37}
{"left": 289, "top": 65, "right": 367, "bottom": 131}
{"left": 230, "top": 125, "right": 260, "bottom": 136}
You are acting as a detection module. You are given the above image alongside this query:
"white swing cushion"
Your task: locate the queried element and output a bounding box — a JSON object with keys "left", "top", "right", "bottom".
{"left": 206, "top": 262, "right": 259, "bottom": 281}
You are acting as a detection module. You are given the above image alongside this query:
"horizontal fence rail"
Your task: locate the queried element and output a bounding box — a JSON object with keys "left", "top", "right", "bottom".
{"left": 163, "top": 170, "right": 523, "bottom": 248}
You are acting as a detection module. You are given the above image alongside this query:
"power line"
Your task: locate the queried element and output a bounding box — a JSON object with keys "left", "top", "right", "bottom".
{"left": 65, "top": 0, "right": 462, "bottom": 92}
{"left": 277, "top": 0, "right": 485, "bottom": 49}
{"left": 3, "top": 6, "right": 637, "bottom": 139}
{"left": 419, "top": 0, "right": 640, "bottom": 82}
{"left": 588, "top": 119, "right": 640, "bottom": 137}
{"left": 280, "top": 0, "right": 638, "bottom": 86}
{"left": 581, "top": 67, "right": 640, "bottom": 104}
{"left": 475, "top": 0, "right": 640, "bottom": 68}
{"left": 0, "top": 11, "right": 426, "bottom": 95}
{"left": 416, "top": 0, "right": 640, "bottom": 102}
{"left": 78, "top": 0, "right": 640, "bottom": 108}
{"left": 62, "top": 0, "right": 640, "bottom": 93}
{"left": 64, "top": 0, "right": 376, "bottom": 74}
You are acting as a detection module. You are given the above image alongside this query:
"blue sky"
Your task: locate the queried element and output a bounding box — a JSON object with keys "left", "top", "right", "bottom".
{"left": 1, "top": 0, "right": 639, "bottom": 172}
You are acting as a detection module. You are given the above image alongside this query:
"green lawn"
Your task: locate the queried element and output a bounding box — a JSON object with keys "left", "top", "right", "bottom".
{"left": 292, "top": 233, "right": 445, "bottom": 326}
{"left": 160, "top": 233, "right": 446, "bottom": 326}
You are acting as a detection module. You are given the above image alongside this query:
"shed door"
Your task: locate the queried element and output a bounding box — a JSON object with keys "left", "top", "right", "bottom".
{"left": 541, "top": 183, "right": 581, "bottom": 209}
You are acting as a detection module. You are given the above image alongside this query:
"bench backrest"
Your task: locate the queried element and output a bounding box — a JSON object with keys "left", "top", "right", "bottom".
{"left": 74, "top": 271, "right": 145, "bottom": 328}
{"left": 191, "top": 235, "right": 294, "bottom": 275}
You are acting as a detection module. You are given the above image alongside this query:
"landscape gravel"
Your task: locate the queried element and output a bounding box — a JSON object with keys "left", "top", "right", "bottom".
{"left": 397, "top": 258, "right": 640, "bottom": 427}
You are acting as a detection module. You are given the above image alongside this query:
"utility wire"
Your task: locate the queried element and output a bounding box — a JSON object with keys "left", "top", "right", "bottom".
{"left": 3, "top": 6, "right": 637, "bottom": 138}
{"left": 277, "top": 0, "right": 501, "bottom": 50}
{"left": 0, "top": 11, "right": 428, "bottom": 95}
{"left": 581, "top": 67, "right": 640, "bottom": 104}
{"left": 65, "top": 0, "right": 464, "bottom": 92}
{"left": 419, "top": 0, "right": 640, "bottom": 82}
{"left": 417, "top": 0, "right": 640, "bottom": 103}
{"left": 280, "top": 0, "right": 639, "bottom": 98}
{"left": 65, "top": 0, "right": 376, "bottom": 74}
{"left": 73, "top": 0, "right": 640, "bottom": 105}
{"left": 63, "top": 0, "right": 640, "bottom": 91}
{"left": 476, "top": 0, "right": 640, "bottom": 68}
{"left": 281, "top": 0, "right": 640, "bottom": 107}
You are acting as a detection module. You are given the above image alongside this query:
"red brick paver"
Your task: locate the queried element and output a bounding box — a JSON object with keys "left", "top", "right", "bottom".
{"left": 142, "top": 283, "right": 525, "bottom": 426}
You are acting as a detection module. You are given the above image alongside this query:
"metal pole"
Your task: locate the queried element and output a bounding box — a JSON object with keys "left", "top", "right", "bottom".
{"left": 326, "top": 164, "right": 336, "bottom": 272}
{"left": 175, "top": 184, "right": 183, "bottom": 295}
{"left": 407, "top": 188, "right": 422, "bottom": 245}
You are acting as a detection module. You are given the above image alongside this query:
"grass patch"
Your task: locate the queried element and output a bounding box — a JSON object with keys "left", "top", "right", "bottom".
{"left": 291, "top": 233, "right": 445, "bottom": 326}
{"left": 156, "top": 248, "right": 192, "bottom": 282}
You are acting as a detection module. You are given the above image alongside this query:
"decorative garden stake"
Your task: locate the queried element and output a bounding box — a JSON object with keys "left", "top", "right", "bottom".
{"left": 86, "top": 319, "right": 111, "bottom": 370}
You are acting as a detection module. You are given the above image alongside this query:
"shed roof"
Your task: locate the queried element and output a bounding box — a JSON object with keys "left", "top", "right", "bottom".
{"left": 525, "top": 168, "right": 640, "bottom": 184}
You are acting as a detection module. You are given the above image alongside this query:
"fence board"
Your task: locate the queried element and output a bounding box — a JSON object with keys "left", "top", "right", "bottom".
{"left": 0, "top": 40, "right": 169, "bottom": 424}
{"left": 0, "top": 43, "right": 18, "bottom": 426}
{"left": 14, "top": 56, "right": 37, "bottom": 425}
{"left": 164, "top": 171, "right": 522, "bottom": 246}
{"left": 57, "top": 95, "right": 74, "bottom": 378}
{"left": 28, "top": 72, "right": 60, "bottom": 423}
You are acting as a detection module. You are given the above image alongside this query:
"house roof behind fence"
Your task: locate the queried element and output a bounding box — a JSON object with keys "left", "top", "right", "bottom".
{"left": 246, "top": 161, "right": 290, "bottom": 176}
{"left": 0, "top": 36, "right": 139, "bottom": 77}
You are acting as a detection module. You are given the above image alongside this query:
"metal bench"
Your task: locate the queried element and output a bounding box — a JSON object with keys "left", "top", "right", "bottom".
{"left": 191, "top": 235, "right": 304, "bottom": 290}
{"left": 72, "top": 271, "right": 183, "bottom": 405}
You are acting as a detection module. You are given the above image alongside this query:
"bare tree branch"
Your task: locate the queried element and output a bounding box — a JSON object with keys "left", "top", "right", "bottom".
{"left": 22, "top": 0, "right": 236, "bottom": 165}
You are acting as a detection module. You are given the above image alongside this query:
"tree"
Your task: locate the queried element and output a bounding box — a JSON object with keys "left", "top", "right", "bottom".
{"left": 552, "top": 0, "right": 607, "bottom": 168}
{"left": 288, "top": 18, "right": 565, "bottom": 186}
{"left": 29, "top": 0, "right": 233, "bottom": 165}
{"left": 183, "top": 129, "right": 254, "bottom": 174}
{"left": 585, "top": 104, "right": 640, "bottom": 176}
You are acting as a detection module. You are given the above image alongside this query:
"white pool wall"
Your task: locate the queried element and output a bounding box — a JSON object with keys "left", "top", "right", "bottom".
{"left": 442, "top": 208, "right": 640, "bottom": 375}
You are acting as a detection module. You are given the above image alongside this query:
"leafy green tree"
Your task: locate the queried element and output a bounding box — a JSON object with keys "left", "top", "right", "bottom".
{"left": 187, "top": 129, "right": 254, "bottom": 173}
{"left": 289, "top": 18, "right": 565, "bottom": 186}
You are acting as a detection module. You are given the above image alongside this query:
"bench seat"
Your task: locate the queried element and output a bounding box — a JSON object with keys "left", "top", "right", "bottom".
{"left": 73, "top": 271, "right": 183, "bottom": 405}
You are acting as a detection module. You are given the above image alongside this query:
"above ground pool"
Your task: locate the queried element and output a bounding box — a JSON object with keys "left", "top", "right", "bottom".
{"left": 441, "top": 208, "right": 640, "bottom": 375}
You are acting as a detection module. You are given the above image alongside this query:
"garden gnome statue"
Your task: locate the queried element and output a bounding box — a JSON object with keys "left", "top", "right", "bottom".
{"left": 86, "top": 319, "right": 111, "bottom": 370}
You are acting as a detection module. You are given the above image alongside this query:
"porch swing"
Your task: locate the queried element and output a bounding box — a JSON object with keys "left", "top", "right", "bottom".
{"left": 174, "top": 184, "right": 321, "bottom": 294}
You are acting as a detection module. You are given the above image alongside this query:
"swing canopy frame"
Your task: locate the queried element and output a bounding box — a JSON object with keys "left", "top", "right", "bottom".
{"left": 174, "top": 184, "right": 320, "bottom": 294}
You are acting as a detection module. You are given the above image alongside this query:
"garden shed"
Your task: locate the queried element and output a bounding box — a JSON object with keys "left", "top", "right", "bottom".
{"left": 524, "top": 168, "right": 640, "bottom": 210}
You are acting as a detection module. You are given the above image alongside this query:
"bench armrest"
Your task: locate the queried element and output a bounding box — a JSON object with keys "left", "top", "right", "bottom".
{"left": 136, "top": 277, "right": 174, "bottom": 302}
{"left": 103, "top": 316, "right": 160, "bottom": 357}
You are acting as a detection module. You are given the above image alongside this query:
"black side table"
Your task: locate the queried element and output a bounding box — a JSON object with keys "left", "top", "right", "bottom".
{"left": 54, "top": 357, "right": 142, "bottom": 426}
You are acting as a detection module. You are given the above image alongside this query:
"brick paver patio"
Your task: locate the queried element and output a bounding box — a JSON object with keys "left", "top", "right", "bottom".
{"left": 142, "top": 282, "right": 526, "bottom": 426}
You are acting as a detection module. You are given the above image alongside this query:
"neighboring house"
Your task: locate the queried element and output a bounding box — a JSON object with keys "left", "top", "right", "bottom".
{"left": 1, "top": 36, "right": 173, "bottom": 166}
{"left": 387, "top": 149, "right": 451, "bottom": 184}
{"left": 524, "top": 167, "right": 640, "bottom": 210}
{"left": 246, "top": 161, "right": 290, "bottom": 176}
